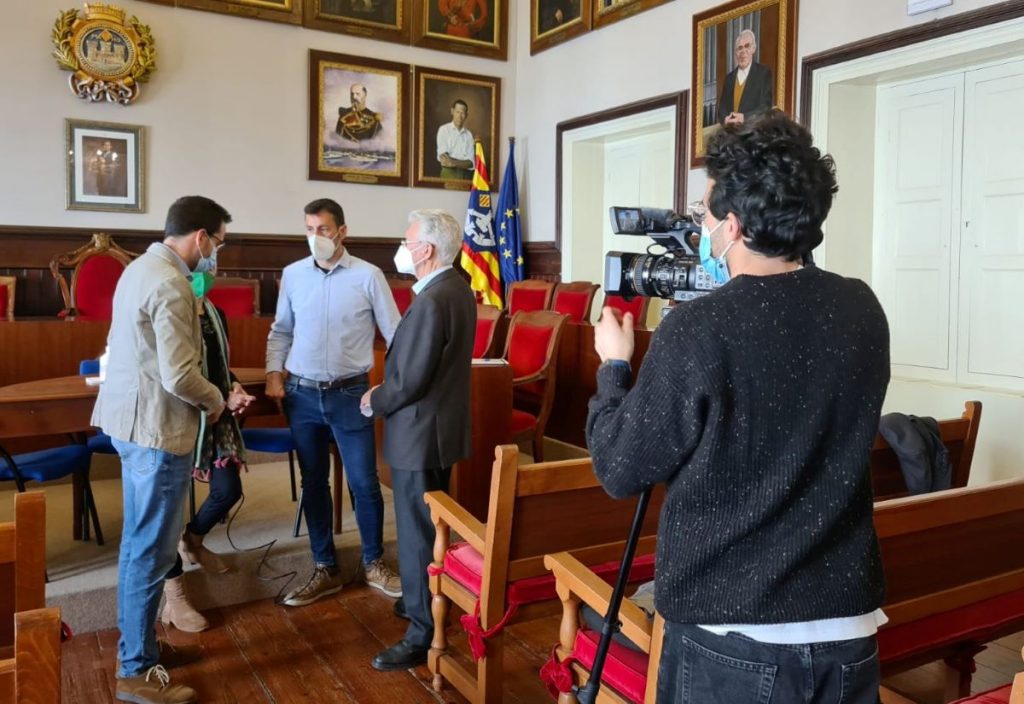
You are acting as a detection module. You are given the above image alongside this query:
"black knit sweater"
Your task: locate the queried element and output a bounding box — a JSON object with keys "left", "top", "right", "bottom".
{"left": 587, "top": 266, "right": 890, "bottom": 625}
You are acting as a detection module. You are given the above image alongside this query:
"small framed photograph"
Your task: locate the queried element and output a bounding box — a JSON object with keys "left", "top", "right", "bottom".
{"left": 65, "top": 119, "right": 145, "bottom": 213}
{"left": 176, "top": 0, "right": 303, "bottom": 24}
{"left": 592, "top": 0, "right": 674, "bottom": 29}
{"left": 531, "top": 0, "right": 591, "bottom": 55}
{"left": 413, "top": 66, "right": 500, "bottom": 191}
{"left": 308, "top": 50, "right": 411, "bottom": 186}
{"left": 412, "top": 0, "right": 508, "bottom": 61}
{"left": 303, "top": 0, "right": 411, "bottom": 44}
{"left": 691, "top": 0, "right": 799, "bottom": 166}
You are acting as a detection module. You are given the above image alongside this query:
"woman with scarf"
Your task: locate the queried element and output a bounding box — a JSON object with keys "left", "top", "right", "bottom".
{"left": 160, "top": 270, "right": 256, "bottom": 632}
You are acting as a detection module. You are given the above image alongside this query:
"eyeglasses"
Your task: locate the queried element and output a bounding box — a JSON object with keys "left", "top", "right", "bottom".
{"left": 687, "top": 201, "right": 708, "bottom": 226}
{"left": 401, "top": 239, "right": 428, "bottom": 249}
{"left": 207, "top": 233, "right": 226, "bottom": 252}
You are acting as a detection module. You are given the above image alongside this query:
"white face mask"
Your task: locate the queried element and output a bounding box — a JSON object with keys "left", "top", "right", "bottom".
{"left": 393, "top": 243, "right": 427, "bottom": 276}
{"left": 307, "top": 233, "right": 339, "bottom": 262}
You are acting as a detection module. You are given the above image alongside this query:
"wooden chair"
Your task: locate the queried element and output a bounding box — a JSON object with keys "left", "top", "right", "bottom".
{"left": 874, "top": 477, "right": 1024, "bottom": 700}
{"left": 0, "top": 492, "right": 60, "bottom": 703}
{"left": 602, "top": 294, "right": 650, "bottom": 329}
{"left": 49, "top": 232, "right": 137, "bottom": 319}
{"left": 503, "top": 310, "right": 569, "bottom": 462}
{"left": 206, "top": 276, "right": 261, "bottom": 317}
{"left": 474, "top": 304, "right": 501, "bottom": 358}
{"left": 870, "top": 400, "right": 982, "bottom": 500}
{"left": 551, "top": 282, "right": 600, "bottom": 323}
{"left": 944, "top": 645, "right": 1024, "bottom": 702}
{"left": 0, "top": 275, "right": 15, "bottom": 320}
{"left": 543, "top": 552, "right": 663, "bottom": 704}
{"left": 507, "top": 279, "right": 556, "bottom": 316}
{"left": 386, "top": 275, "right": 417, "bottom": 316}
{"left": 426, "top": 445, "right": 663, "bottom": 704}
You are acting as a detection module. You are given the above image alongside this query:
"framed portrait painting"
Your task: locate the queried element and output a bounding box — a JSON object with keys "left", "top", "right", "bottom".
{"left": 531, "top": 0, "right": 591, "bottom": 55}
{"left": 176, "top": 0, "right": 303, "bottom": 24}
{"left": 303, "top": 0, "right": 411, "bottom": 44}
{"left": 65, "top": 119, "right": 145, "bottom": 213}
{"left": 691, "top": 0, "right": 798, "bottom": 166}
{"left": 413, "top": 67, "right": 500, "bottom": 191}
{"left": 592, "top": 0, "right": 674, "bottom": 29}
{"left": 308, "top": 50, "right": 411, "bottom": 186}
{"left": 412, "top": 0, "right": 508, "bottom": 61}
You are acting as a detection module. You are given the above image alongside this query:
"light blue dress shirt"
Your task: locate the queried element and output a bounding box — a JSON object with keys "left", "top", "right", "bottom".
{"left": 411, "top": 265, "right": 453, "bottom": 295}
{"left": 266, "top": 250, "right": 400, "bottom": 381}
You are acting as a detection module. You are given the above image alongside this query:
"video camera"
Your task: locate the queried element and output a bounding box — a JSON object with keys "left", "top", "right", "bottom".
{"left": 604, "top": 207, "right": 720, "bottom": 303}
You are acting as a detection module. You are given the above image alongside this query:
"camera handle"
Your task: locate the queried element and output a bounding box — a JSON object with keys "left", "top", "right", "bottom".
{"left": 575, "top": 486, "right": 654, "bottom": 704}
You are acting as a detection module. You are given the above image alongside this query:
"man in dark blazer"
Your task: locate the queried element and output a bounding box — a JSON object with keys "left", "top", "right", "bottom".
{"left": 718, "top": 29, "right": 774, "bottom": 126}
{"left": 362, "top": 208, "right": 477, "bottom": 671}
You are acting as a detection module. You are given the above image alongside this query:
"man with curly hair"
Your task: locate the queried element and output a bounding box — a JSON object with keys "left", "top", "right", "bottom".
{"left": 586, "top": 110, "right": 891, "bottom": 703}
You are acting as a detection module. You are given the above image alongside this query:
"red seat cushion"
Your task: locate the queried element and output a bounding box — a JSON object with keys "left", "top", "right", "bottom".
{"left": 75, "top": 255, "right": 126, "bottom": 319}
{"left": 878, "top": 588, "right": 1024, "bottom": 665}
{"left": 391, "top": 286, "right": 414, "bottom": 315}
{"left": 573, "top": 627, "right": 649, "bottom": 704}
{"left": 949, "top": 685, "right": 1013, "bottom": 704}
{"left": 508, "top": 323, "right": 554, "bottom": 378}
{"left": 474, "top": 318, "right": 495, "bottom": 358}
{"left": 510, "top": 409, "right": 537, "bottom": 435}
{"left": 604, "top": 294, "right": 645, "bottom": 319}
{"left": 207, "top": 285, "right": 255, "bottom": 317}
{"left": 509, "top": 287, "right": 549, "bottom": 315}
{"left": 442, "top": 541, "right": 656, "bottom": 606}
{"left": 0, "top": 283, "right": 7, "bottom": 318}
{"left": 553, "top": 291, "right": 590, "bottom": 323}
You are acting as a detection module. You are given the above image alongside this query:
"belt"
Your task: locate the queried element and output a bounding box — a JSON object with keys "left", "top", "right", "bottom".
{"left": 290, "top": 373, "right": 369, "bottom": 391}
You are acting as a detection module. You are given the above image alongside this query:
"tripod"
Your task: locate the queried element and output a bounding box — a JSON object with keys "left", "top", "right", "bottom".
{"left": 575, "top": 486, "right": 654, "bottom": 704}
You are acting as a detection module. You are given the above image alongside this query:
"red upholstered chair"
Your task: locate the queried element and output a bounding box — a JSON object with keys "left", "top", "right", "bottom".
{"left": 602, "top": 293, "right": 651, "bottom": 328}
{"left": 507, "top": 279, "right": 556, "bottom": 316}
{"left": 206, "top": 277, "right": 260, "bottom": 317}
{"left": 946, "top": 646, "right": 1023, "bottom": 703}
{"left": 386, "top": 275, "right": 416, "bottom": 316}
{"left": 474, "top": 304, "right": 501, "bottom": 358}
{"left": 502, "top": 310, "right": 568, "bottom": 462}
{"left": 0, "top": 275, "right": 15, "bottom": 320}
{"left": 552, "top": 281, "right": 599, "bottom": 323}
{"left": 49, "top": 233, "right": 136, "bottom": 319}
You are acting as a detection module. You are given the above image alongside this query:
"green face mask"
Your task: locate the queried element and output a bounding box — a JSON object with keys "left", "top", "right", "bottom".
{"left": 191, "top": 272, "right": 216, "bottom": 299}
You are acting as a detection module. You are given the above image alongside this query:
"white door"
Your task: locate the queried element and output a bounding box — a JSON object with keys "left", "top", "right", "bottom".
{"left": 873, "top": 73, "right": 964, "bottom": 381}
{"left": 958, "top": 58, "right": 1024, "bottom": 390}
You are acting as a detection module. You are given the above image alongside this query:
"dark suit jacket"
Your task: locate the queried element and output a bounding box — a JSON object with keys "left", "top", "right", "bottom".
{"left": 717, "top": 62, "right": 774, "bottom": 124}
{"left": 370, "top": 268, "right": 476, "bottom": 471}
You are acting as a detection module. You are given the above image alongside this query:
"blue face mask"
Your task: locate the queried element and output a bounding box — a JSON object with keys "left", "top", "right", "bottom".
{"left": 699, "top": 219, "right": 734, "bottom": 285}
{"left": 194, "top": 243, "right": 217, "bottom": 274}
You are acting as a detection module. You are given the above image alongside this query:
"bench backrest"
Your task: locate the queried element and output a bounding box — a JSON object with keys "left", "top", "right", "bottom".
{"left": 870, "top": 400, "right": 981, "bottom": 500}
{"left": 0, "top": 492, "right": 45, "bottom": 649}
{"left": 874, "top": 476, "right": 1024, "bottom": 626}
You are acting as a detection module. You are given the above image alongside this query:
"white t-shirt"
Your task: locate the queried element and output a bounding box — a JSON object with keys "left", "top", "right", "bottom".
{"left": 436, "top": 122, "right": 475, "bottom": 164}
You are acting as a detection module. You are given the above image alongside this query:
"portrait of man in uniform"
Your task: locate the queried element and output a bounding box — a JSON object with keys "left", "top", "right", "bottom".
{"left": 337, "top": 83, "right": 384, "bottom": 142}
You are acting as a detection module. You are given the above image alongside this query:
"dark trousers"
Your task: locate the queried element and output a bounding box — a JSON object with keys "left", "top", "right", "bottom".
{"left": 165, "top": 465, "right": 242, "bottom": 580}
{"left": 391, "top": 466, "right": 451, "bottom": 649}
{"left": 656, "top": 623, "right": 880, "bottom": 704}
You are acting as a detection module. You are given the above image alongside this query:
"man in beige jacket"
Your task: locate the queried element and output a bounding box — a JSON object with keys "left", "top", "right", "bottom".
{"left": 92, "top": 195, "right": 234, "bottom": 704}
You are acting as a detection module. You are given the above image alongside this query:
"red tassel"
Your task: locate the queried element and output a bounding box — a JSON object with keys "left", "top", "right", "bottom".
{"left": 427, "top": 564, "right": 444, "bottom": 577}
{"left": 61, "top": 621, "right": 74, "bottom": 642}
{"left": 539, "top": 645, "right": 576, "bottom": 699}
{"left": 459, "top": 600, "right": 521, "bottom": 661}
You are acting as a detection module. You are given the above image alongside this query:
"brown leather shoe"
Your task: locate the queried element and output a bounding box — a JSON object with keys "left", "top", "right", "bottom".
{"left": 115, "top": 665, "right": 197, "bottom": 704}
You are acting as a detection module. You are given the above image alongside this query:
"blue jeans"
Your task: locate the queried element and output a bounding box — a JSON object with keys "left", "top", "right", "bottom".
{"left": 284, "top": 378, "right": 383, "bottom": 568}
{"left": 657, "top": 622, "right": 880, "bottom": 704}
{"left": 112, "top": 438, "right": 191, "bottom": 678}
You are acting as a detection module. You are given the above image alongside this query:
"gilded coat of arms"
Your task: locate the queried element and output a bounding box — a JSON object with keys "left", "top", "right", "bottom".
{"left": 52, "top": 4, "right": 157, "bottom": 105}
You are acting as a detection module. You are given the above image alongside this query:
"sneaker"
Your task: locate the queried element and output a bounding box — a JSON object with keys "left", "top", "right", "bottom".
{"left": 364, "top": 559, "right": 402, "bottom": 598}
{"left": 115, "top": 665, "right": 197, "bottom": 704}
{"left": 282, "top": 565, "right": 344, "bottom": 607}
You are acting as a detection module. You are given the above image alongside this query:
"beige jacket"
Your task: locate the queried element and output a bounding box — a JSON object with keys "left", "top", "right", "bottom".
{"left": 91, "top": 243, "right": 225, "bottom": 456}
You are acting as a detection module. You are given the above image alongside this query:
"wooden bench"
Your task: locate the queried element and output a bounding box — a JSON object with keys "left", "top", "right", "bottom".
{"left": 871, "top": 400, "right": 981, "bottom": 500}
{"left": 425, "top": 445, "right": 663, "bottom": 704}
{"left": 0, "top": 492, "right": 61, "bottom": 703}
{"left": 876, "top": 477, "right": 1024, "bottom": 700}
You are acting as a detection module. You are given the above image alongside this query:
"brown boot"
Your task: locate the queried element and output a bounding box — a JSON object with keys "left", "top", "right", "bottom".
{"left": 115, "top": 665, "right": 197, "bottom": 704}
{"left": 178, "top": 529, "right": 229, "bottom": 574}
{"left": 160, "top": 577, "right": 209, "bottom": 633}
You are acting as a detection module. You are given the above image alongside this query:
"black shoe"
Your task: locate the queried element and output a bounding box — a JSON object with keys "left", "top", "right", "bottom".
{"left": 372, "top": 640, "right": 428, "bottom": 672}
{"left": 393, "top": 597, "right": 409, "bottom": 621}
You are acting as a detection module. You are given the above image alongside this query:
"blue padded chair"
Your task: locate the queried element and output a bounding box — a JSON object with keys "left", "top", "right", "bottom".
{"left": 0, "top": 443, "right": 103, "bottom": 545}
{"left": 240, "top": 427, "right": 301, "bottom": 535}
{"left": 79, "top": 359, "right": 116, "bottom": 454}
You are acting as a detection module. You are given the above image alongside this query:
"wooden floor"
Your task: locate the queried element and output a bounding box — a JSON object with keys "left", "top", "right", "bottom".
{"left": 61, "top": 585, "right": 1022, "bottom": 704}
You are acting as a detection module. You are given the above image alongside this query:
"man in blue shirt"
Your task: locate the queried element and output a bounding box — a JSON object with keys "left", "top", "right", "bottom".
{"left": 266, "top": 198, "right": 402, "bottom": 606}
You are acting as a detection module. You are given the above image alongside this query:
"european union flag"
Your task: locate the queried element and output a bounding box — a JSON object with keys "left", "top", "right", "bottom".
{"left": 495, "top": 139, "right": 524, "bottom": 292}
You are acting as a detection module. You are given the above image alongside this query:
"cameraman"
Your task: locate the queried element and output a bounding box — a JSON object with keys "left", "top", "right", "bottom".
{"left": 587, "top": 110, "right": 890, "bottom": 703}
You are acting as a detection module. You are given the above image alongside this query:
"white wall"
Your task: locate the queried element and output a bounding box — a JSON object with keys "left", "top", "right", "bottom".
{"left": 0, "top": 0, "right": 519, "bottom": 237}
